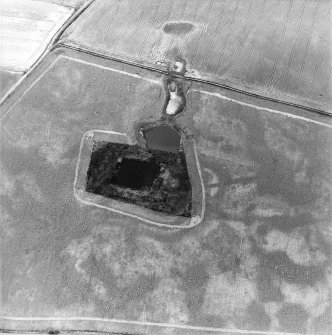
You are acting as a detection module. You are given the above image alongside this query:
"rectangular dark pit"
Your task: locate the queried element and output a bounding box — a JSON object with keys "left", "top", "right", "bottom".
{"left": 111, "top": 158, "right": 160, "bottom": 190}
{"left": 85, "top": 142, "right": 192, "bottom": 217}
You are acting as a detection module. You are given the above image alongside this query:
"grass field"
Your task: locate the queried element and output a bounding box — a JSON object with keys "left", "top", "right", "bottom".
{"left": 0, "top": 47, "right": 331, "bottom": 334}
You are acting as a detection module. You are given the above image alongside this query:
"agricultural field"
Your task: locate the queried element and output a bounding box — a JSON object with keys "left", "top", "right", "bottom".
{"left": 60, "top": 0, "right": 331, "bottom": 112}
{"left": 0, "top": 0, "right": 88, "bottom": 99}
{"left": 1, "top": 47, "right": 332, "bottom": 334}
{"left": 0, "top": 1, "right": 331, "bottom": 335}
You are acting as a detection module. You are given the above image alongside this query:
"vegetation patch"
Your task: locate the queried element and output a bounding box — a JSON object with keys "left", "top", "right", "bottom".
{"left": 86, "top": 142, "right": 192, "bottom": 217}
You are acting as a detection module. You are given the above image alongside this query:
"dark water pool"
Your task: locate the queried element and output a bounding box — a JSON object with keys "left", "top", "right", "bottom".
{"left": 144, "top": 126, "right": 180, "bottom": 153}
{"left": 111, "top": 158, "right": 160, "bottom": 190}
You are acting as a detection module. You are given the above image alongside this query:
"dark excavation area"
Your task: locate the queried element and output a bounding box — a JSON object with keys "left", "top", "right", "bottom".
{"left": 111, "top": 158, "right": 160, "bottom": 190}
{"left": 143, "top": 126, "right": 181, "bottom": 153}
{"left": 85, "top": 140, "right": 192, "bottom": 217}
